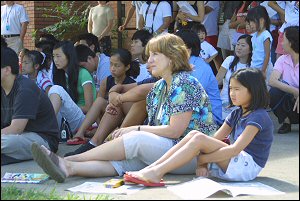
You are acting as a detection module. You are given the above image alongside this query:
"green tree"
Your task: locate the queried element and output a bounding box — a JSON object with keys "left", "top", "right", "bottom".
{"left": 38, "top": 1, "right": 91, "bottom": 41}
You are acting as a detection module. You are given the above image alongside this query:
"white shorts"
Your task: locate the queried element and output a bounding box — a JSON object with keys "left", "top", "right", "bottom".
{"left": 209, "top": 151, "right": 263, "bottom": 181}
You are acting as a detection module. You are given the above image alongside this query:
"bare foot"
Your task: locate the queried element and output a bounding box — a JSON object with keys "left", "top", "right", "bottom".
{"left": 128, "top": 168, "right": 163, "bottom": 183}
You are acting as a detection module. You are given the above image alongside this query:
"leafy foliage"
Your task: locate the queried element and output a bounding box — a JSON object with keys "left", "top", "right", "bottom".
{"left": 38, "top": 1, "right": 91, "bottom": 41}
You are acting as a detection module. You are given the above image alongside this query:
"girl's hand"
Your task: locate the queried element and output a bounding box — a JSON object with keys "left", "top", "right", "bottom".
{"left": 106, "top": 104, "right": 118, "bottom": 115}
{"left": 109, "top": 92, "right": 122, "bottom": 107}
{"left": 293, "top": 96, "right": 299, "bottom": 114}
{"left": 111, "top": 126, "right": 137, "bottom": 139}
{"left": 196, "top": 166, "right": 209, "bottom": 177}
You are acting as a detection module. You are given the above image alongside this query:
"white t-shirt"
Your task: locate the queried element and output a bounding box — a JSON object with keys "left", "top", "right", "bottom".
{"left": 279, "top": 1, "right": 299, "bottom": 32}
{"left": 135, "top": 63, "right": 151, "bottom": 82}
{"left": 220, "top": 56, "right": 249, "bottom": 104}
{"left": 132, "top": 1, "right": 146, "bottom": 29}
{"left": 200, "top": 41, "right": 218, "bottom": 60}
{"left": 139, "top": 1, "right": 172, "bottom": 33}
{"left": 203, "top": 1, "right": 220, "bottom": 36}
{"left": 1, "top": 3, "right": 29, "bottom": 35}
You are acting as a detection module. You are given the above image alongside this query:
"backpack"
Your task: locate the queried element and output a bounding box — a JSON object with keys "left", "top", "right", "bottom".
{"left": 60, "top": 117, "right": 72, "bottom": 142}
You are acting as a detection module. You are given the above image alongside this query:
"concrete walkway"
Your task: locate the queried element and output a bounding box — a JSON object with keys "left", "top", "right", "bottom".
{"left": 1, "top": 113, "right": 299, "bottom": 200}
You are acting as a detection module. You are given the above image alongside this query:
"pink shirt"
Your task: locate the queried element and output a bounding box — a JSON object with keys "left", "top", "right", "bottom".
{"left": 274, "top": 54, "right": 299, "bottom": 88}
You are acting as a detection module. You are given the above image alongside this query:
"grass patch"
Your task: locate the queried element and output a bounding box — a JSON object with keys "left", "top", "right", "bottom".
{"left": 1, "top": 185, "right": 112, "bottom": 200}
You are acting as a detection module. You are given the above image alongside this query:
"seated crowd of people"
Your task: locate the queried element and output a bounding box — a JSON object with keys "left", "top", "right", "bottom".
{"left": 1, "top": 1, "right": 299, "bottom": 186}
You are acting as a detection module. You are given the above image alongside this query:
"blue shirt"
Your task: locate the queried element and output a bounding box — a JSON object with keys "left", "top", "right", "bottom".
{"left": 251, "top": 30, "right": 273, "bottom": 68}
{"left": 225, "top": 108, "right": 274, "bottom": 167}
{"left": 96, "top": 53, "right": 111, "bottom": 91}
{"left": 189, "top": 56, "right": 223, "bottom": 125}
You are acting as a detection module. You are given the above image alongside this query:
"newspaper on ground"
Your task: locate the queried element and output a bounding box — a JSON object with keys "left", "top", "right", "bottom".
{"left": 67, "top": 181, "right": 143, "bottom": 195}
{"left": 167, "top": 177, "right": 285, "bottom": 199}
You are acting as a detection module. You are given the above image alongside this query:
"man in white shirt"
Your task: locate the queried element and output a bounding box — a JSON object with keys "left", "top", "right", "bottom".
{"left": 138, "top": 1, "right": 172, "bottom": 35}
{"left": 1, "top": 1, "right": 29, "bottom": 54}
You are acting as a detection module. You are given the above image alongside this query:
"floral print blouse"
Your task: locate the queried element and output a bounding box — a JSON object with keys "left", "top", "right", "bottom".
{"left": 146, "top": 71, "right": 218, "bottom": 139}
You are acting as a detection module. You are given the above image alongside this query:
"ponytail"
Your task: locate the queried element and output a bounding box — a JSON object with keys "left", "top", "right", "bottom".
{"left": 127, "top": 59, "right": 140, "bottom": 79}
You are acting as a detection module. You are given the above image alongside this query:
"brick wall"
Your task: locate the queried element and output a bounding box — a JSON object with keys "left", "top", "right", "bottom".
{"left": 2, "top": 1, "right": 137, "bottom": 51}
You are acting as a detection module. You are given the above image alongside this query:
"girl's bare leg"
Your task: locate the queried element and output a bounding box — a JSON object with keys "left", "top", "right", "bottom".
{"left": 73, "top": 97, "right": 107, "bottom": 139}
{"left": 91, "top": 106, "right": 125, "bottom": 145}
{"left": 121, "top": 100, "right": 147, "bottom": 128}
{"left": 129, "top": 132, "right": 229, "bottom": 183}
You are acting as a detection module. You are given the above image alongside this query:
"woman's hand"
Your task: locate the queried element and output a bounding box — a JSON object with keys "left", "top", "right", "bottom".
{"left": 111, "top": 126, "right": 137, "bottom": 139}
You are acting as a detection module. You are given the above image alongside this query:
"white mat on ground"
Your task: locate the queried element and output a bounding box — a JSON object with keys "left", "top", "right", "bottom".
{"left": 67, "top": 182, "right": 143, "bottom": 195}
{"left": 167, "top": 177, "right": 285, "bottom": 199}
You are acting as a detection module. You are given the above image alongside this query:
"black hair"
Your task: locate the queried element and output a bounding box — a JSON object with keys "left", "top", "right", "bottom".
{"left": 1, "top": 47, "right": 19, "bottom": 75}
{"left": 35, "top": 40, "right": 55, "bottom": 56}
{"left": 1, "top": 36, "right": 7, "bottom": 47}
{"left": 229, "top": 34, "right": 252, "bottom": 72}
{"left": 174, "top": 29, "right": 200, "bottom": 56}
{"left": 131, "top": 29, "right": 153, "bottom": 62}
{"left": 131, "top": 30, "right": 153, "bottom": 47}
{"left": 24, "top": 50, "right": 50, "bottom": 72}
{"left": 246, "top": 5, "right": 270, "bottom": 32}
{"left": 77, "top": 33, "right": 101, "bottom": 53}
{"left": 284, "top": 26, "right": 299, "bottom": 54}
{"left": 113, "top": 48, "right": 140, "bottom": 79}
{"left": 75, "top": 44, "right": 96, "bottom": 62}
{"left": 191, "top": 22, "right": 207, "bottom": 36}
{"left": 52, "top": 41, "right": 80, "bottom": 103}
{"left": 229, "top": 68, "right": 269, "bottom": 112}
{"left": 39, "top": 33, "right": 59, "bottom": 44}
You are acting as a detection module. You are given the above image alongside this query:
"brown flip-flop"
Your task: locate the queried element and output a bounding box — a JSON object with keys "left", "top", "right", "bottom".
{"left": 31, "top": 142, "right": 66, "bottom": 183}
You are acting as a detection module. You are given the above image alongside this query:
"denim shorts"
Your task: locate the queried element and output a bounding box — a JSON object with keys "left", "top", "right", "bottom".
{"left": 209, "top": 151, "right": 263, "bottom": 181}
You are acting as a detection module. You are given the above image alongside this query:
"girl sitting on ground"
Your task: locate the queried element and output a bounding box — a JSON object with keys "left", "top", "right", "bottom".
{"left": 67, "top": 48, "right": 139, "bottom": 145}
{"left": 125, "top": 68, "right": 274, "bottom": 186}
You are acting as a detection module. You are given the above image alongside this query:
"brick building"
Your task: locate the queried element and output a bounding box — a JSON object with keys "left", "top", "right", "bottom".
{"left": 1, "top": 1, "right": 138, "bottom": 50}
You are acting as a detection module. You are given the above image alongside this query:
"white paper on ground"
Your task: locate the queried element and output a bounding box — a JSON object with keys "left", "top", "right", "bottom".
{"left": 167, "top": 177, "right": 285, "bottom": 199}
{"left": 67, "top": 182, "right": 144, "bottom": 195}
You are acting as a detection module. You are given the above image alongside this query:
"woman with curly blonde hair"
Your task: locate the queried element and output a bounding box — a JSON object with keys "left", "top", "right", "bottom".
{"left": 31, "top": 33, "right": 218, "bottom": 183}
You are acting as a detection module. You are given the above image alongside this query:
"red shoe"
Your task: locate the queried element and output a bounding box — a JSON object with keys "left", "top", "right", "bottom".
{"left": 123, "top": 173, "right": 165, "bottom": 187}
{"left": 66, "top": 137, "right": 87, "bottom": 145}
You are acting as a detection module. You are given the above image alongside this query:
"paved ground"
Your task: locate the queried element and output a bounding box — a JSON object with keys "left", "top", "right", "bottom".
{"left": 1, "top": 113, "right": 299, "bottom": 200}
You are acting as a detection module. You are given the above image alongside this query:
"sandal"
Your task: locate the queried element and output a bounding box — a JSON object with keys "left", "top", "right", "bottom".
{"left": 31, "top": 143, "right": 66, "bottom": 183}
{"left": 67, "top": 137, "right": 87, "bottom": 145}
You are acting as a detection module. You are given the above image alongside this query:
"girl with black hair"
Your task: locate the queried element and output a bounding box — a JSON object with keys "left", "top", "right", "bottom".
{"left": 66, "top": 48, "right": 139, "bottom": 147}
{"left": 216, "top": 34, "right": 252, "bottom": 120}
{"left": 48, "top": 41, "right": 96, "bottom": 135}
{"left": 125, "top": 68, "right": 274, "bottom": 186}
{"left": 21, "top": 50, "right": 53, "bottom": 94}
{"left": 246, "top": 5, "right": 273, "bottom": 81}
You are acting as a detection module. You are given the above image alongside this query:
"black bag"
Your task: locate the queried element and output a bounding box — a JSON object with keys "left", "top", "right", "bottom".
{"left": 60, "top": 117, "right": 72, "bottom": 142}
